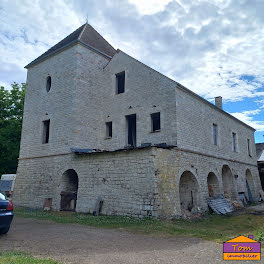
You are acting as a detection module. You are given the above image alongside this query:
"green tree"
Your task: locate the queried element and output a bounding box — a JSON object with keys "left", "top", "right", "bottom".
{"left": 0, "top": 83, "right": 25, "bottom": 176}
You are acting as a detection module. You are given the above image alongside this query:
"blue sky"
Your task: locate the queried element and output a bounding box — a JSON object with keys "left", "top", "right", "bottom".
{"left": 0, "top": 0, "right": 263, "bottom": 143}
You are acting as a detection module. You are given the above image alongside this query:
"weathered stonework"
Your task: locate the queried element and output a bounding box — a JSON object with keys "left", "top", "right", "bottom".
{"left": 13, "top": 24, "right": 262, "bottom": 218}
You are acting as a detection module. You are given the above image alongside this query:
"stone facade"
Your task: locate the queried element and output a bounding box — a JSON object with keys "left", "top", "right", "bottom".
{"left": 13, "top": 24, "right": 262, "bottom": 218}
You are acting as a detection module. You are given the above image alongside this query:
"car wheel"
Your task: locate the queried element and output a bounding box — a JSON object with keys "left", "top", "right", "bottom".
{"left": 0, "top": 226, "right": 10, "bottom": 235}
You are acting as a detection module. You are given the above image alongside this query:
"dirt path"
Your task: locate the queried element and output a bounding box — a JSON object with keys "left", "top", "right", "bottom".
{"left": 0, "top": 217, "right": 257, "bottom": 264}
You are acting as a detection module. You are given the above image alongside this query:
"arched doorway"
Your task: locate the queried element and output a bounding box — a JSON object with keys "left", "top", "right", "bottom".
{"left": 179, "top": 171, "right": 200, "bottom": 214}
{"left": 246, "top": 169, "right": 255, "bottom": 202}
{"left": 60, "top": 169, "right": 78, "bottom": 211}
{"left": 207, "top": 172, "right": 220, "bottom": 197}
{"left": 222, "top": 165, "right": 236, "bottom": 200}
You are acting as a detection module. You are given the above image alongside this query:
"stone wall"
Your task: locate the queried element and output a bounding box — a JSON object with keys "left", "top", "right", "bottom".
{"left": 14, "top": 148, "right": 157, "bottom": 217}
{"left": 13, "top": 147, "right": 262, "bottom": 218}
{"left": 152, "top": 147, "right": 261, "bottom": 218}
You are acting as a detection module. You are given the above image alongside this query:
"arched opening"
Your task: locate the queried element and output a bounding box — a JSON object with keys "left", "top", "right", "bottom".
{"left": 207, "top": 172, "right": 220, "bottom": 197}
{"left": 60, "top": 169, "right": 78, "bottom": 211}
{"left": 222, "top": 165, "right": 236, "bottom": 200}
{"left": 46, "top": 76, "right": 51, "bottom": 92}
{"left": 179, "top": 171, "right": 200, "bottom": 214}
{"left": 246, "top": 169, "right": 255, "bottom": 202}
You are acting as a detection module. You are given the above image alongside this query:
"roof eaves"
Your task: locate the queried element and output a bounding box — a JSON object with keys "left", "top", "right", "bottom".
{"left": 25, "top": 38, "right": 113, "bottom": 69}
{"left": 175, "top": 82, "right": 256, "bottom": 131}
{"left": 25, "top": 39, "right": 79, "bottom": 69}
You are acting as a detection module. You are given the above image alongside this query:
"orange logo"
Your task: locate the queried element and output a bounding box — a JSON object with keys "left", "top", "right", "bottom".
{"left": 223, "top": 235, "right": 261, "bottom": 260}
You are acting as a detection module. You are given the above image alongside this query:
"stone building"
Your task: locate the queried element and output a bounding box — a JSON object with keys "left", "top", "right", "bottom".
{"left": 13, "top": 23, "right": 262, "bottom": 217}
{"left": 256, "top": 143, "right": 264, "bottom": 190}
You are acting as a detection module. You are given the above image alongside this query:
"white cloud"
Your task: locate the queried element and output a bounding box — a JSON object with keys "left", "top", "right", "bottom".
{"left": 231, "top": 109, "right": 264, "bottom": 132}
{"left": 0, "top": 0, "right": 81, "bottom": 89}
{"left": 0, "top": 0, "right": 264, "bottom": 108}
{"left": 128, "top": 0, "right": 174, "bottom": 15}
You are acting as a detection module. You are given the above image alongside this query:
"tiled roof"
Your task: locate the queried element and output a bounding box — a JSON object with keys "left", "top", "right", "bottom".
{"left": 25, "top": 23, "right": 116, "bottom": 68}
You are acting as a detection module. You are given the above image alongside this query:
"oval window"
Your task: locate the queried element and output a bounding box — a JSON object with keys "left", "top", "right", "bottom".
{"left": 46, "top": 76, "right": 51, "bottom": 92}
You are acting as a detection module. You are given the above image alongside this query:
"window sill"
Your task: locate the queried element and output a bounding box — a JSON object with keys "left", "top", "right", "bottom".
{"left": 104, "top": 137, "right": 112, "bottom": 140}
{"left": 150, "top": 130, "right": 160, "bottom": 133}
{"left": 124, "top": 145, "right": 136, "bottom": 149}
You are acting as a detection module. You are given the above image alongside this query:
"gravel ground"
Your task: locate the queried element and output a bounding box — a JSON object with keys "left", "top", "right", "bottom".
{"left": 0, "top": 217, "right": 261, "bottom": 264}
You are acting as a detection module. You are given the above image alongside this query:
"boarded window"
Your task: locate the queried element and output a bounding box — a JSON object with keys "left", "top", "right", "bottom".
{"left": 106, "top": 122, "right": 112, "bottom": 138}
{"left": 116, "top": 72, "right": 125, "bottom": 94}
{"left": 46, "top": 76, "right": 51, "bottom": 92}
{"left": 42, "top": 120, "right": 50, "bottom": 144}
{"left": 232, "top": 132, "right": 237, "bottom": 152}
{"left": 213, "top": 124, "right": 217, "bottom": 145}
{"left": 151, "top": 112, "right": 160, "bottom": 132}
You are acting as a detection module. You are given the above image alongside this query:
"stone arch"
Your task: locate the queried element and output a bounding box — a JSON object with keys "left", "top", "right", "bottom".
{"left": 60, "top": 169, "right": 78, "bottom": 211}
{"left": 246, "top": 169, "right": 255, "bottom": 201}
{"left": 207, "top": 172, "right": 220, "bottom": 197}
{"left": 179, "top": 171, "right": 200, "bottom": 214}
{"left": 222, "top": 165, "right": 236, "bottom": 200}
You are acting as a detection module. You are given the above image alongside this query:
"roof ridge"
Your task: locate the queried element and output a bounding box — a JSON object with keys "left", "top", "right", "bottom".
{"left": 84, "top": 24, "right": 116, "bottom": 52}
{"left": 78, "top": 23, "right": 88, "bottom": 40}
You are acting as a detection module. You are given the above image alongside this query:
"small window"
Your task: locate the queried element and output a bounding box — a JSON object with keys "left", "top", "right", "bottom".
{"left": 232, "top": 132, "right": 237, "bottom": 152}
{"left": 106, "top": 122, "right": 112, "bottom": 138}
{"left": 247, "top": 139, "right": 251, "bottom": 157}
{"left": 151, "top": 112, "right": 160, "bottom": 132}
{"left": 42, "top": 120, "right": 50, "bottom": 144}
{"left": 213, "top": 124, "right": 218, "bottom": 145}
{"left": 46, "top": 76, "right": 51, "bottom": 92}
{"left": 116, "top": 72, "right": 125, "bottom": 94}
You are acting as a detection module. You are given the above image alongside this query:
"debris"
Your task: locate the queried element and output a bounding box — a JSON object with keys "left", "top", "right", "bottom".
{"left": 232, "top": 200, "right": 244, "bottom": 209}
{"left": 43, "top": 198, "right": 52, "bottom": 211}
{"left": 208, "top": 184, "right": 214, "bottom": 197}
{"left": 208, "top": 195, "right": 234, "bottom": 215}
{"left": 238, "top": 193, "right": 247, "bottom": 206}
{"left": 93, "top": 196, "right": 103, "bottom": 216}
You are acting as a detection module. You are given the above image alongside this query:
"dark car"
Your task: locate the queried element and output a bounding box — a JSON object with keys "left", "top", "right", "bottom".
{"left": 0, "top": 192, "right": 14, "bottom": 235}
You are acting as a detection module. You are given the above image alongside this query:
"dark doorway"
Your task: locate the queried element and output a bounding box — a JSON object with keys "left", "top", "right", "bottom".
{"left": 60, "top": 169, "right": 78, "bottom": 211}
{"left": 126, "top": 114, "right": 136, "bottom": 147}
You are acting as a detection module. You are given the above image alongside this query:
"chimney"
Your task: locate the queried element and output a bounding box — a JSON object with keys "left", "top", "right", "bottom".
{"left": 215, "top": 96, "right": 223, "bottom": 109}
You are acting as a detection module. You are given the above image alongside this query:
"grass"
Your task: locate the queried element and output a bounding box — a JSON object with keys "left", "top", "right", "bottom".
{"left": 0, "top": 251, "right": 59, "bottom": 264}
{"left": 14, "top": 207, "right": 264, "bottom": 243}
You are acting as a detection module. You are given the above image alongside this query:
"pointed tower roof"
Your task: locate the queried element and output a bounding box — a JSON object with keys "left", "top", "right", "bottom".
{"left": 25, "top": 23, "right": 116, "bottom": 68}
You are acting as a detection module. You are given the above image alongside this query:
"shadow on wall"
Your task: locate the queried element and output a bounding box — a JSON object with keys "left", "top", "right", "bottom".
{"left": 179, "top": 171, "right": 200, "bottom": 215}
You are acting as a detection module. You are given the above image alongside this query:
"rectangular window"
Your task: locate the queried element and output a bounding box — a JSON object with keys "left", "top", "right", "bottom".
{"left": 126, "top": 114, "right": 136, "bottom": 147}
{"left": 42, "top": 120, "right": 50, "bottom": 144}
{"left": 213, "top": 124, "right": 218, "bottom": 145}
{"left": 247, "top": 139, "right": 251, "bottom": 157}
{"left": 106, "top": 122, "right": 112, "bottom": 138}
{"left": 116, "top": 71, "right": 125, "bottom": 94}
{"left": 232, "top": 132, "right": 237, "bottom": 152}
{"left": 151, "top": 112, "right": 161, "bottom": 132}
